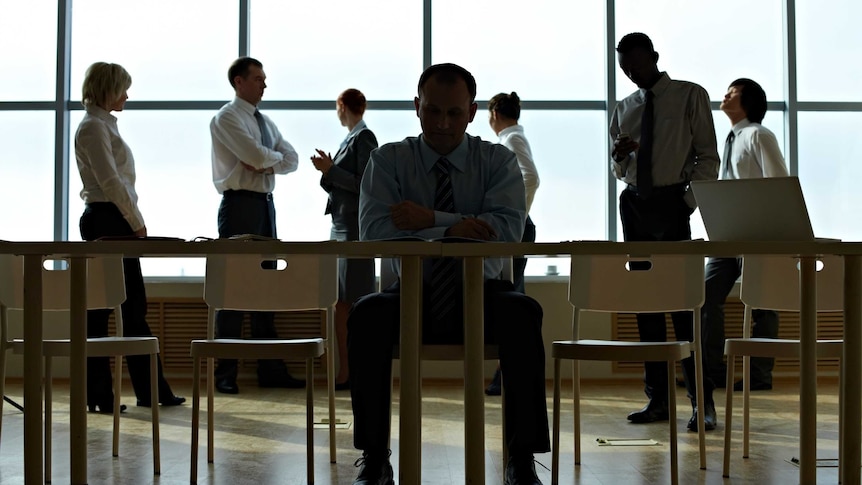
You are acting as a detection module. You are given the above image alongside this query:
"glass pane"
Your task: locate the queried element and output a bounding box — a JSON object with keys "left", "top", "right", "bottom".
{"left": 797, "top": 0, "right": 862, "bottom": 101}
{"left": 615, "top": 0, "right": 784, "bottom": 103}
{"left": 68, "top": 110, "right": 218, "bottom": 276}
{"left": 0, "top": 0, "right": 57, "bottom": 100}
{"left": 432, "top": 0, "right": 605, "bottom": 100}
{"left": 250, "top": 0, "right": 423, "bottom": 101}
{"left": 70, "top": 0, "right": 237, "bottom": 101}
{"left": 798, "top": 112, "right": 862, "bottom": 240}
{"left": 0, "top": 112, "right": 55, "bottom": 240}
{"left": 471, "top": 110, "right": 607, "bottom": 275}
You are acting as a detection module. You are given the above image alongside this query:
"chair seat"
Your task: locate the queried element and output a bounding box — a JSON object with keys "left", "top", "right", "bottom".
{"left": 552, "top": 339, "right": 691, "bottom": 362}
{"left": 190, "top": 338, "right": 324, "bottom": 360}
{"left": 11, "top": 337, "right": 159, "bottom": 357}
{"left": 724, "top": 338, "right": 843, "bottom": 359}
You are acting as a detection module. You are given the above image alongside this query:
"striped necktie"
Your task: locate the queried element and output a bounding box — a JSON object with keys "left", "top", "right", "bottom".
{"left": 254, "top": 109, "right": 272, "bottom": 148}
{"left": 429, "top": 158, "right": 458, "bottom": 329}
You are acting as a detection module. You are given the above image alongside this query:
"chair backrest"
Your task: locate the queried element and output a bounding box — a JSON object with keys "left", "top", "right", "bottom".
{"left": 378, "top": 257, "right": 514, "bottom": 291}
{"left": 204, "top": 254, "right": 337, "bottom": 312}
{"left": 0, "top": 254, "right": 126, "bottom": 311}
{"left": 740, "top": 255, "right": 844, "bottom": 312}
{"left": 568, "top": 254, "right": 705, "bottom": 313}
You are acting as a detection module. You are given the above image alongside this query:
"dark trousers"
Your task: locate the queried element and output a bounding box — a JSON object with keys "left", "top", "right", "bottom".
{"left": 702, "top": 257, "right": 779, "bottom": 386}
{"left": 513, "top": 216, "right": 536, "bottom": 294}
{"left": 79, "top": 202, "right": 174, "bottom": 405}
{"left": 215, "top": 190, "right": 284, "bottom": 380}
{"left": 619, "top": 186, "right": 712, "bottom": 405}
{"left": 348, "top": 279, "right": 550, "bottom": 456}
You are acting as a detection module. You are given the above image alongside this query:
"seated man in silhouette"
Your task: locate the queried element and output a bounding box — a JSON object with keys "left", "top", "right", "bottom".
{"left": 347, "top": 63, "right": 549, "bottom": 485}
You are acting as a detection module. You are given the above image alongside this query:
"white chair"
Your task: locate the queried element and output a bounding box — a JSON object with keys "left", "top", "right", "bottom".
{"left": 722, "top": 255, "right": 844, "bottom": 478}
{"left": 551, "top": 254, "right": 707, "bottom": 485}
{"left": 0, "top": 254, "right": 161, "bottom": 480}
{"left": 190, "top": 253, "right": 337, "bottom": 484}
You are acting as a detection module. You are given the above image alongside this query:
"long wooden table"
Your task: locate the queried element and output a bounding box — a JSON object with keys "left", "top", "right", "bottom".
{"left": 2, "top": 239, "right": 860, "bottom": 485}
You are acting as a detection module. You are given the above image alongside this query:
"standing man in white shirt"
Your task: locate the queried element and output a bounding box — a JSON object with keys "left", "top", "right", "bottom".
{"left": 701, "top": 78, "right": 787, "bottom": 394}
{"left": 210, "top": 56, "right": 303, "bottom": 394}
{"left": 610, "top": 32, "right": 720, "bottom": 431}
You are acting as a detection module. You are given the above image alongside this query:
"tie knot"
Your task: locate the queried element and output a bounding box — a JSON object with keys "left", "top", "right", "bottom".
{"left": 645, "top": 90, "right": 654, "bottom": 101}
{"left": 254, "top": 109, "right": 262, "bottom": 119}
{"left": 435, "top": 157, "right": 451, "bottom": 174}
{"left": 726, "top": 131, "right": 735, "bottom": 142}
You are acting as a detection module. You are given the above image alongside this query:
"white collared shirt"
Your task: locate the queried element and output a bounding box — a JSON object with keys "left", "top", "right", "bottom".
{"left": 497, "top": 124, "right": 540, "bottom": 214}
{"left": 75, "top": 104, "right": 145, "bottom": 231}
{"left": 721, "top": 119, "right": 788, "bottom": 180}
{"left": 210, "top": 96, "right": 299, "bottom": 194}
{"left": 610, "top": 72, "right": 720, "bottom": 207}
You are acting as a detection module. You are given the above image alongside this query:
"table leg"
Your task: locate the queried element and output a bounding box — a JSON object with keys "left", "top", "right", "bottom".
{"left": 464, "top": 256, "right": 485, "bottom": 485}
{"left": 22, "top": 255, "right": 43, "bottom": 485}
{"left": 399, "top": 256, "right": 422, "bottom": 484}
{"left": 842, "top": 255, "right": 861, "bottom": 485}
{"left": 799, "top": 255, "right": 817, "bottom": 484}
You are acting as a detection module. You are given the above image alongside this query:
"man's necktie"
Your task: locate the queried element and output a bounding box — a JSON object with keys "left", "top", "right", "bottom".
{"left": 637, "top": 90, "right": 655, "bottom": 198}
{"left": 429, "top": 158, "right": 458, "bottom": 329}
{"left": 254, "top": 109, "right": 272, "bottom": 148}
{"left": 723, "top": 131, "right": 735, "bottom": 180}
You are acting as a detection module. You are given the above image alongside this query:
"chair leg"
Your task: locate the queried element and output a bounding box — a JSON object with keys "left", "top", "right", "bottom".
{"left": 742, "top": 355, "right": 750, "bottom": 458}
{"left": 723, "top": 353, "right": 735, "bottom": 478}
{"left": 190, "top": 356, "right": 201, "bottom": 484}
{"left": 306, "top": 358, "right": 314, "bottom": 485}
{"left": 45, "top": 356, "right": 52, "bottom": 482}
{"left": 0, "top": 348, "right": 6, "bottom": 445}
{"left": 150, "top": 352, "right": 161, "bottom": 475}
{"left": 668, "top": 361, "right": 678, "bottom": 485}
{"left": 551, "top": 357, "right": 561, "bottom": 485}
{"left": 326, "top": 313, "right": 337, "bottom": 464}
{"left": 838, "top": 358, "right": 844, "bottom": 481}
{"left": 501, "top": 373, "right": 507, "bottom": 474}
{"left": 573, "top": 359, "right": 581, "bottom": 466}
{"left": 207, "top": 357, "right": 215, "bottom": 463}
{"left": 112, "top": 355, "right": 121, "bottom": 457}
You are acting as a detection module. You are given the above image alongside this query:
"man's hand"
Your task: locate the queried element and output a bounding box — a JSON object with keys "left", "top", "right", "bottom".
{"left": 133, "top": 226, "right": 147, "bottom": 238}
{"left": 241, "top": 161, "right": 274, "bottom": 175}
{"left": 390, "top": 200, "right": 435, "bottom": 230}
{"left": 445, "top": 218, "right": 497, "bottom": 241}
{"left": 310, "top": 149, "right": 334, "bottom": 175}
{"left": 612, "top": 134, "right": 640, "bottom": 162}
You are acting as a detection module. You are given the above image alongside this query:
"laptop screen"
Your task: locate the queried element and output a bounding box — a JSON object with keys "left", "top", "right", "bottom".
{"left": 691, "top": 177, "right": 816, "bottom": 241}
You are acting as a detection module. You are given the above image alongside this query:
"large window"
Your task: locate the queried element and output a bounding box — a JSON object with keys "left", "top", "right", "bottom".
{"left": 3, "top": 1, "right": 861, "bottom": 277}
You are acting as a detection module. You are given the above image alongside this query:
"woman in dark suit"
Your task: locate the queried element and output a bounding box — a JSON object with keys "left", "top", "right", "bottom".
{"left": 75, "top": 62, "right": 185, "bottom": 412}
{"left": 311, "top": 88, "right": 378, "bottom": 389}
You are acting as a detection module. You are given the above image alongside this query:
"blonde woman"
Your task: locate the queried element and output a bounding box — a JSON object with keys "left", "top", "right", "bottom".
{"left": 75, "top": 62, "right": 184, "bottom": 412}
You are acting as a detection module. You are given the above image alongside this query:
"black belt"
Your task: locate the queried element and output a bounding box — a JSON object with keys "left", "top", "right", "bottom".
{"left": 223, "top": 189, "right": 272, "bottom": 201}
{"left": 626, "top": 182, "right": 687, "bottom": 196}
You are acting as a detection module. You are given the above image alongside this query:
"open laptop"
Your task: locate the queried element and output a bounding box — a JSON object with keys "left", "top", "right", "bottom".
{"left": 691, "top": 177, "right": 817, "bottom": 241}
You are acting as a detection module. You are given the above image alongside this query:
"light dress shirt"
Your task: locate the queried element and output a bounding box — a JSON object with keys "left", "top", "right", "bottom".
{"left": 359, "top": 134, "right": 525, "bottom": 280}
{"left": 497, "top": 124, "right": 539, "bottom": 214}
{"left": 721, "top": 119, "right": 788, "bottom": 180}
{"left": 210, "top": 96, "right": 299, "bottom": 194}
{"left": 75, "top": 104, "right": 145, "bottom": 231}
{"left": 610, "top": 72, "right": 720, "bottom": 207}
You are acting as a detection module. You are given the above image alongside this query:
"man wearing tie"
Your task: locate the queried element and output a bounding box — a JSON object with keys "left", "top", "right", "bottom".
{"left": 209, "top": 57, "right": 304, "bottom": 394}
{"left": 347, "top": 63, "right": 549, "bottom": 485}
{"left": 609, "top": 33, "right": 720, "bottom": 431}
{"left": 701, "top": 78, "right": 788, "bottom": 394}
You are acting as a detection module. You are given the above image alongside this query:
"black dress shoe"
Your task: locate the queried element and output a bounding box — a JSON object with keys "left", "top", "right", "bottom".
{"left": 259, "top": 372, "right": 305, "bottom": 389}
{"left": 733, "top": 380, "right": 773, "bottom": 392}
{"left": 216, "top": 377, "right": 239, "bottom": 394}
{"left": 485, "top": 368, "right": 502, "bottom": 396}
{"left": 687, "top": 400, "right": 717, "bottom": 432}
{"left": 627, "top": 400, "right": 669, "bottom": 423}
{"left": 136, "top": 395, "right": 187, "bottom": 407}
{"left": 505, "top": 454, "right": 543, "bottom": 485}
{"left": 88, "top": 403, "right": 127, "bottom": 414}
{"left": 352, "top": 451, "right": 394, "bottom": 485}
